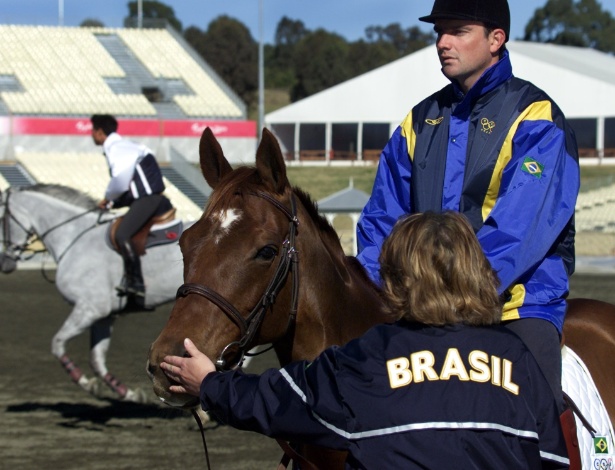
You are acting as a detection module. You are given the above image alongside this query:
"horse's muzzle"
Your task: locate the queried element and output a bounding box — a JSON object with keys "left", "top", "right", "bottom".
{"left": 146, "top": 357, "right": 199, "bottom": 409}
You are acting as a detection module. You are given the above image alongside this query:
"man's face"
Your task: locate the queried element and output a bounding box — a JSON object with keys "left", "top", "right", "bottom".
{"left": 91, "top": 127, "right": 106, "bottom": 146}
{"left": 434, "top": 19, "right": 503, "bottom": 93}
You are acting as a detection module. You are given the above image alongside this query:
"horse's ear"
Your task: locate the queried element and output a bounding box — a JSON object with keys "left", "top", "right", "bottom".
{"left": 199, "top": 127, "right": 233, "bottom": 190}
{"left": 255, "top": 128, "right": 289, "bottom": 194}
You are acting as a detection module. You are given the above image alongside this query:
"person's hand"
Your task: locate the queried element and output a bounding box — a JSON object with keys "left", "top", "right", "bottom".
{"left": 97, "top": 199, "right": 111, "bottom": 210}
{"left": 160, "top": 338, "right": 216, "bottom": 396}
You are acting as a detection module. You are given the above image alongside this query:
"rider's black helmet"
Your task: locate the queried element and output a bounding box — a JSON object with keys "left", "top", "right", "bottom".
{"left": 419, "top": 0, "right": 510, "bottom": 42}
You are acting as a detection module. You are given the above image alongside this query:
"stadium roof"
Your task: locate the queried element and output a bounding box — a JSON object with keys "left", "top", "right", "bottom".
{"left": 266, "top": 41, "right": 615, "bottom": 126}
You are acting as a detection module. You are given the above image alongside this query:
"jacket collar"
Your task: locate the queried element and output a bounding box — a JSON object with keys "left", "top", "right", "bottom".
{"left": 102, "top": 132, "right": 122, "bottom": 155}
{"left": 451, "top": 49, "right": 513, "bottom": 105}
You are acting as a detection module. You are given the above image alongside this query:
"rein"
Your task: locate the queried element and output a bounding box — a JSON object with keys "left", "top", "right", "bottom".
{"left": 176, "top": 190, "right": 300, "bottom": 371}
{"left": 50, "top": 210, "right": 108, "bottom": 264}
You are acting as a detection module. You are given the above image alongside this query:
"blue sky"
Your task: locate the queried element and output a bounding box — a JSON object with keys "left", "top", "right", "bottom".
{"left": 1, "top": 1, "right": 614, "bottom": 44}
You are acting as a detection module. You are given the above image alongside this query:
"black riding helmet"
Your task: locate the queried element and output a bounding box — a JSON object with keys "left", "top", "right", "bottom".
{"left": 419, "top": 0, "right": 510, "bottom": 42}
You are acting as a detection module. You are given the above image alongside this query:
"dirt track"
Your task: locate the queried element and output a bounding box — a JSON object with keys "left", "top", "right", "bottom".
{"left": 1, "top": 269, "right": 615, "bottom": 469}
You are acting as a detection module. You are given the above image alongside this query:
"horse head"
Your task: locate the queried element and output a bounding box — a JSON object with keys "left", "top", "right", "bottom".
{"left": 148, "top": 128, "right": 387, "bottom": 408}
{"left": 0, "top": 187, "right": 35, "bottom": 274}
{"left": 0, "top": 185, "right": 100, "bottom": 274}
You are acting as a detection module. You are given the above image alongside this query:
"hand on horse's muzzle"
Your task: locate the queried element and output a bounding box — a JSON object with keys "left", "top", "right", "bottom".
{"left": 159, "top": 338, "right": 215, "bottom": 398}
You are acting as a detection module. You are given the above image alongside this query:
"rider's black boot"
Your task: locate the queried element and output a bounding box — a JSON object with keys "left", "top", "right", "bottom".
{"left": 116, "top": 241, "right": 146, "bottom": 308}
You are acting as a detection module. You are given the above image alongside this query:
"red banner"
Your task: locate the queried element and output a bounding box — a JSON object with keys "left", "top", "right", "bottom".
{"left": 162, "top": 120, "right": 256, "bottom": 137}
{"left": 9, "top": 117, "right": 89, "bottom": 135}
{"left": 6, "top": 117, "right": 256, "bottom": 138}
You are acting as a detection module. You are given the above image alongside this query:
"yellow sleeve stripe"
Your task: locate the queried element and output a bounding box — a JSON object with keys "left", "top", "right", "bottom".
{"left": 481, "top": 100, "right": 553, "bottom": 222}
{"left": 501, "top": 284, "right": 526, "bottom": 321}
{"left": 480, "top": 100, "right": 553, "bottom": 319}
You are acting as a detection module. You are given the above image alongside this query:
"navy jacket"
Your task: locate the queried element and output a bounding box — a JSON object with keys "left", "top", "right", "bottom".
{"left": 200, "top": 322, "right": 569, "bottom": 469}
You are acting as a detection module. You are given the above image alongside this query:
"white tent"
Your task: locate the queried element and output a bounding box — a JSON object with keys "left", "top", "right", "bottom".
{"left": 266, "top": 41, "right": 615, "bottom": 163}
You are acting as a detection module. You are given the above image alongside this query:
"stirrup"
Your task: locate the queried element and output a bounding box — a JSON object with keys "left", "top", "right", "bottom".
{"left": 115, "top": 285, "right": 129, "bottom": 297}
{"left": 124, "top": 285, "right": 145, "bottom": 297}
{"left": 115, "top": 277, "right": 145, "bottom": 297}
{"left": 123, "top": 294, "right": 154, "bottom": 312}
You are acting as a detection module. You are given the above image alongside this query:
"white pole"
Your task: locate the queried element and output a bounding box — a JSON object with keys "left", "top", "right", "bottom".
{"left": 138, "top": 0, "right": 143, "bottom": 29}
{"left": 258, "top": 0, "right": 265, "bottom": 139}
{"left": 58, "top": 0, "right": 64, "bottom": 26}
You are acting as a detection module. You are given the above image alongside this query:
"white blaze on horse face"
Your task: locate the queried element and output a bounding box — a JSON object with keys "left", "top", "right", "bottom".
{"left": 213, "top": 208, "right": 242, "bottom": 243}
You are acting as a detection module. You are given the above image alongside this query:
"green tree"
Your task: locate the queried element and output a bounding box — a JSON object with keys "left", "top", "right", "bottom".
{"left": 365, "top": 24, "right": 435, "bottom": 56}
{"left": 346, "top": 40, "right": 398, "bottom": 78}
{"left": 80, "top": 19, "right": 105, "bottom": 28}
{"left": 524, "top": 0, "right": 615, "bottom": 52}
{"left": 345, "top": 23, "right": 434, "bottom": 78}
{"left": 185, "top": 16, "right": 258, "bottom": 111}
{"left": 124, "top": 1, "right": 182, "bottom": 31}
{"left": 182, "top": 14, "right": 434, "bottom": 110}
{"left": 266, "top": 17, "right": 309, "bottom": 89}
{"left": 275, "top": 16, "right": 310, "bottom": 47}
{"left": 291, "top": 29, "right": 350, "bottom": 101}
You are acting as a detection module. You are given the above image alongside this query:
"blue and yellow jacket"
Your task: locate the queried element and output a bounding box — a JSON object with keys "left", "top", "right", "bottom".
{"left": 357, "top": 51, "right": 580, "bottom": 333}
{"left": 201, "top": 322, "right": 569, "bottom": 469}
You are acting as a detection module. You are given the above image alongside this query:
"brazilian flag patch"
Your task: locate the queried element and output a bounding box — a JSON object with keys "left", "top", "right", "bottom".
{"left": 594, "top": 436, "right": 609, "bottom": 454}
{"left": 521, "top": 157, "right": 544, "bottom": 178}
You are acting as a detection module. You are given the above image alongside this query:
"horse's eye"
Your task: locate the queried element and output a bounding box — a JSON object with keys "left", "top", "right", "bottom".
{"left": 256, "top": 245, "right": 278, "bottom": 261}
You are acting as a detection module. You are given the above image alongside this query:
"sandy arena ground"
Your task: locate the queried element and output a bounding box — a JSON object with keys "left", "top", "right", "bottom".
{"left": 1, "top": 269, "right": 614, "bottom": 469}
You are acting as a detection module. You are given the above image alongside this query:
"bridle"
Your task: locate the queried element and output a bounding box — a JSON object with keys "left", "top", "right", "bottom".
{"left": 1, "top": 189, "right": 41, "bottom": 264}
{"left": 175, "top": 190, "right": 300, "bottom": 371}
{"left": 1, "top": 187, "right": 103, "bottom": 267}
{"left": 177, "top": 190, "right": 316, "bottom": 470}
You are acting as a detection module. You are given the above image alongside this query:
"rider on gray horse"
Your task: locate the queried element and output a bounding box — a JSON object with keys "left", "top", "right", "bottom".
{"left": 91, "top": 114, "right": 171, "bottom": 309}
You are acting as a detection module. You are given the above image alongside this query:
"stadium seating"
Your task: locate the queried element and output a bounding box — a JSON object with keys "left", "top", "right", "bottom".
{"left": 575, "top": 183, "right": 615, "bottom": 233}
{"left": 16, "top": 151, "right": 203, "bottom": 221}
{"left": 116, "top": 28, "right": 243, "bottom": 118}
{"left": 0, "top": 26, "right": 153, "bottom": 116}
{"left": 0, "top": 25, "right": 243, "bottom": 119}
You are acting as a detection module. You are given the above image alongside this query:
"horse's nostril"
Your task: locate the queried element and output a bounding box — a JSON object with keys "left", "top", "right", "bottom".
{"left": 146, "top": 360, "right": 157, "bottom": 377}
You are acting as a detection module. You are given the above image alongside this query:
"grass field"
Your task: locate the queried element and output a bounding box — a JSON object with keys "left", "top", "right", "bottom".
{"left": 286, "top": 166, "right": 378, "bottom": 201}
{"left": 284, "top": 162, "right": 615, "bottom": 201}
{"left": 579, "top": 165, "right": 615, "bottom": 190}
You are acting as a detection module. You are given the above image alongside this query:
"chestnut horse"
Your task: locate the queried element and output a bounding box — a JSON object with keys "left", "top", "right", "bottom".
{"left": 148, "top": 127, "right": 615, "bottom": 468}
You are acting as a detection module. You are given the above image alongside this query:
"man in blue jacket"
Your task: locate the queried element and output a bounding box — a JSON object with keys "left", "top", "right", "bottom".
{"left": 356, "top": 0, "right": 580, "bottom": 415}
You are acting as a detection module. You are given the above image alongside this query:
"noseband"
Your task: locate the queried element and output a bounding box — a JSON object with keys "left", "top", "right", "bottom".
{"left": 175, "top": 191, "right": 299, "bottom": 371}
{"left": 1, "top": 190, "right": 39, "bottom": 263}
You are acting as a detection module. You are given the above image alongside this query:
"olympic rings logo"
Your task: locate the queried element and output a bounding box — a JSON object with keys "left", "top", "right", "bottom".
{"left": 594, "top": 457, "right": 613, "bottom": 470}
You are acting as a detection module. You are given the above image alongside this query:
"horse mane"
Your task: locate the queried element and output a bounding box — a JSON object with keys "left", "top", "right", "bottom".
{"left": 291, "top": 186, "right": 350, "bottom": 250}
{"left": 20, "top": 184, "right": 98, "bottom": 210}
{"left": 291, "top": 186, "right": 385, "bottom": 301}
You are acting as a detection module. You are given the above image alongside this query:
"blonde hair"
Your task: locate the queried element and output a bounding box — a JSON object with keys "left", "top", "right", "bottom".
{"left": 379, "top": 212, "right": 501, "bottom": 326}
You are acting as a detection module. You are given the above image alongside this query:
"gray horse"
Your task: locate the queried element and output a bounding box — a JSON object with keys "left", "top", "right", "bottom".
{"left": 0, "top": 184, "right": 184, "bottom": 402}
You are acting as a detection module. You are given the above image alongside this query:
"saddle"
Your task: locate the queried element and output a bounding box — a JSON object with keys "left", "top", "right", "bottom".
{"left": 106, "top": 208, "right": 183, "bottom": 256}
